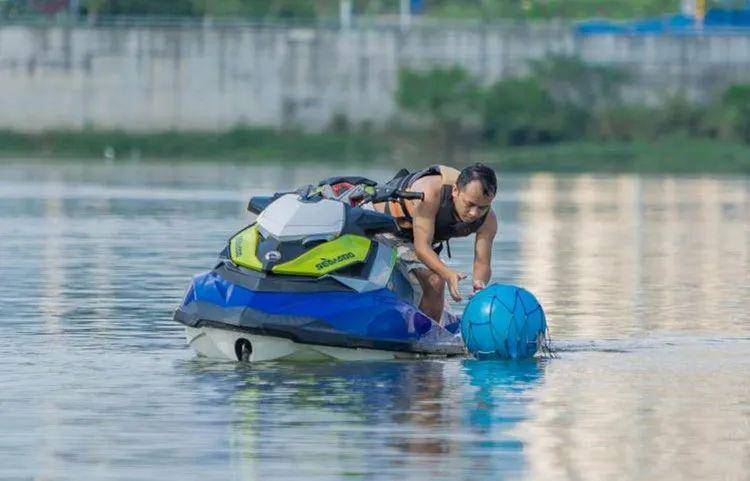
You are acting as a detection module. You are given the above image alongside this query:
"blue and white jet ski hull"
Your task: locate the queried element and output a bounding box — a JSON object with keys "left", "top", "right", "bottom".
{"left": 174, "top": 270, "right": 465, "bottom": 362}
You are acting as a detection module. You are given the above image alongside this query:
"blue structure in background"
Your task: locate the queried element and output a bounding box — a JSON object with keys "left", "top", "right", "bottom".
{"left": 577, "top": 8, "right": 750, "bottom": 35}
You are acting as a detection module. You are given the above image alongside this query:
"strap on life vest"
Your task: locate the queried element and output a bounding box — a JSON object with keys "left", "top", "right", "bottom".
{"left": 383, "top": 198, "right": 413, "bottom": 229}
{"left": 384, "top": 164, "right": 459, "bottom": 226}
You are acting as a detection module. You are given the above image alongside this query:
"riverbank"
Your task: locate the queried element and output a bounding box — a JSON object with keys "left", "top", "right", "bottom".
{"left": 478, "top": 138, "right": 750, "bottom": 174}
{"left": 0, "top": 128, "right": 385, "bottom": 163}
{"left": 1, "top": 129, "right": 749, "bottom": 174}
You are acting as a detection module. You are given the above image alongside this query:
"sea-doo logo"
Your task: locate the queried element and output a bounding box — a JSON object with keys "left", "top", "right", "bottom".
{"left": 315, "top": 252, "right": 356, "bottom": 270}
{"left": 233, "top": 236, "right": 243, "bottom": 257}
{"left": 265, "top": 250, "right": 281, "bottom": 262}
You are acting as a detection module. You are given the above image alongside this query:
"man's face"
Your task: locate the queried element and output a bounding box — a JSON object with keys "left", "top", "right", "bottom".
{"left": 452, "top": 180, "right": 494, "bottom": 223}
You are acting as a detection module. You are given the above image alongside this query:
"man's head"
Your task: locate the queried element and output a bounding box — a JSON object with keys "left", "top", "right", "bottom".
{"left": 452, "top": 163, "right": 497, "bottom": 223}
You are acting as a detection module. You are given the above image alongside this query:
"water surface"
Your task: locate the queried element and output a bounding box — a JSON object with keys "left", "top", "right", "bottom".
{"left": 1, "top": 159, "right": 748, "bottom": 480}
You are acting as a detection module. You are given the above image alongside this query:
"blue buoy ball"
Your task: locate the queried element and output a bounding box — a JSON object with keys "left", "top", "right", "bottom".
{"left": 461, "top": 284, "right": 547, "bottom": 360}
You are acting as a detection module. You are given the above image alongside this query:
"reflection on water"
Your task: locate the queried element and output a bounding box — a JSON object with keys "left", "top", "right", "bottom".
{"left": 0, "top": 160, "right": 748, "bottom": 481}
{"left": 189, "top": 359, "right": 542, "bottom": 481}
{"left": 496, "top": 173, "right": 749, "bottom": 339}
{"left": 520, "top": 340, "right": 750, "bottom": 481}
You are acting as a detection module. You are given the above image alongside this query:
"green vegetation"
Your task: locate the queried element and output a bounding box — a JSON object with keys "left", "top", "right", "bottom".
{"left": 5, "top": 0, "right": 740, "bottom": 21}
{"left": 1, "top": 129, "right": 748, "bottom": 174}
{"left": 392, "top": 57, "right": 750, "bottom": 174}
{"left": 394, "top": 56, "right": 750, "bottom": 173}
{"left": 721, "top": 84, "right": 750, "bottom": 142}
{"left": 2, "top": 0, "right": 335, "bottom": 20}
{"left": 1, "top": 57, "right": 749, "bottom": 173}
{"left": 396, "top": 66, "right": 483, "bottom": 160}
{"left": 482, "top": 78, "right": 558, "bottom": 145}
{"left": 479, "top": 138, "right": 750, "bottom": 173}
{"left": 425, "top": 0, "right": 682, "bottom": 20}
{"left": 0, "top": 127, "right": 385, "bottom": 162}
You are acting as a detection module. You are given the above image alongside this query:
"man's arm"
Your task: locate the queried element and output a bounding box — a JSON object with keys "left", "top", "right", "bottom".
{"left": 411, "top": 186, "right": 466, "bottom": 301}
{"left": 472, "top": 210, "right": 497, "bottom": 292}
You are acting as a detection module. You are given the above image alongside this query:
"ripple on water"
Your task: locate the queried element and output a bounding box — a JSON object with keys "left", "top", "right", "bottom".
{"left": 0, "top": 161, "right": 748, "bottom": 481}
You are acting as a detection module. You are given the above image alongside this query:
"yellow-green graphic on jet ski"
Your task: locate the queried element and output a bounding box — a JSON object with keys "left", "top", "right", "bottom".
{"left": 273, "top": 235, "right": 370, "bottom": 276}
{"left": 229, "top": 224, "right": 370, "bottom": 276}
{"left": 229, "top": 225, "right": 263, "bottom": 270}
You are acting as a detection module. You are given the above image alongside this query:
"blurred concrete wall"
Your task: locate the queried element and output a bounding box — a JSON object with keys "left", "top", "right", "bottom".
{"left": 2, "top": 23, "right": 750, "bottom": 131}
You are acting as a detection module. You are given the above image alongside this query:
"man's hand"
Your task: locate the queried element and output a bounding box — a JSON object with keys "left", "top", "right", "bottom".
{"left": 472, "top": 279, "right": 486, "bottom": 293}
{"left": 446, "top": 271, "right": 467, "bottom": 302}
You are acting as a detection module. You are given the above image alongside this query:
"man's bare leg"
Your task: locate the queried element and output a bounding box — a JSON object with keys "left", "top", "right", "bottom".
{"left": 413, "top": 267, "right": 446, "bottom": 323}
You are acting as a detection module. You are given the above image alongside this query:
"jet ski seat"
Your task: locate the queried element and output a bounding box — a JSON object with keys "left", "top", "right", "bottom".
{"left": 347, "top": 208, "right": 398, "bottom": 236}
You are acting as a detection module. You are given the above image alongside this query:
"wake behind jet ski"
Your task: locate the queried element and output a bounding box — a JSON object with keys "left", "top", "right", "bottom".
{"left": 173, "top": 176, "right": 467, "bottom": 362}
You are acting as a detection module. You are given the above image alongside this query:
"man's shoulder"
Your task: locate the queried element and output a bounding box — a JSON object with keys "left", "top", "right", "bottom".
{"left": 409, "top": 175, "right": 443, "bottom": 199}
{"left": 478, "top": 209, "right": 498, "bottom": 233}
{"left": 407, "top": 175, "right": 442, "bottom": 216}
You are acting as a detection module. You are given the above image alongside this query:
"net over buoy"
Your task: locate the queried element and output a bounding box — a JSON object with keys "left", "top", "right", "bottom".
{"left": 461, "top": 284, "right": 547, "bottom": 360}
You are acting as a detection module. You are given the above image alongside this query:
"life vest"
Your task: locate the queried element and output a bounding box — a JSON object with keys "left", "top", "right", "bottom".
{"left": 384, "top": 165, "right": 489, "bottom": 248}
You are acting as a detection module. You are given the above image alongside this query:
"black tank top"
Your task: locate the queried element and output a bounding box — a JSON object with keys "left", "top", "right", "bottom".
{"left": 432, "top": 184, "right": 488, "bottom": 242}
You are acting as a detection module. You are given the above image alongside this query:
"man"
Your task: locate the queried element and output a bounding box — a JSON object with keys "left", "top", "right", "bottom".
{"left": 376, "top": 163, "right": 498, "bottom": 323}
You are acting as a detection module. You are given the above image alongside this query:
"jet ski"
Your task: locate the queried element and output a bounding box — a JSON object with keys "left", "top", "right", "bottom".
{"left": 173, "top": 176, "right": 466, "bottom": 362}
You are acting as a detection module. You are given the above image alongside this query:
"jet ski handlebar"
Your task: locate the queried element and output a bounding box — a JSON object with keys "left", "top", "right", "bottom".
{"left": 392, "top": 190, "right": 424, "bottom": 200}
{"left": 365, "top": 188, "right": 424, "bottom": 204}
{"left": 247, "top": 185, "right": 424, "bottom": 215}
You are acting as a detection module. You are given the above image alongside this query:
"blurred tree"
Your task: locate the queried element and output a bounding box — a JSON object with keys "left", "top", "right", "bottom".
{"left": 77, "top": 0, "right": 337, "bottom": 18}
{"left": 482, "top": 77, "right": 561, "bottom": 145}
{"left": 528, "top": 55, "right": 630, "bottom": 139}
{"left": 80, "top": 0, "right": 196, "bottom": 15}
{"left": 12, "top": 0, "right": 750, "bottom": 19}
{"left": 721, "top": 84, "right": 750, "bottom": 142}
{"left": 530, "top": 55, "right": 630, "bottom": 109}
{"left": 654, "top": 94, "right": 707, "bottom": 136}
{"left": 396, "top": 66, "right": 484, "bottom": 160}
{"left": 426, "top": 0, "right": 684, "bottom": 19}
{"left": 590, "top": 104, "right": 659, "bottom": 141}
{"left": 81, "top": 0, "right": 195, "bottom": 16}
{"left": 194, "top": 0, "right": 331, "bottom": 19}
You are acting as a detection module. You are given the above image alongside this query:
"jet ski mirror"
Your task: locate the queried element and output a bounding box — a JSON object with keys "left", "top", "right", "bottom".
{"left": 248, "top": 194, "right": 283, "bottom": 214}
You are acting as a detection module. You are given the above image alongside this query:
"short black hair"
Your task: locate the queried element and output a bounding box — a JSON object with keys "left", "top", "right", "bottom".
{"left": 457, "top": 163, "right": 497, "bottom": 197}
